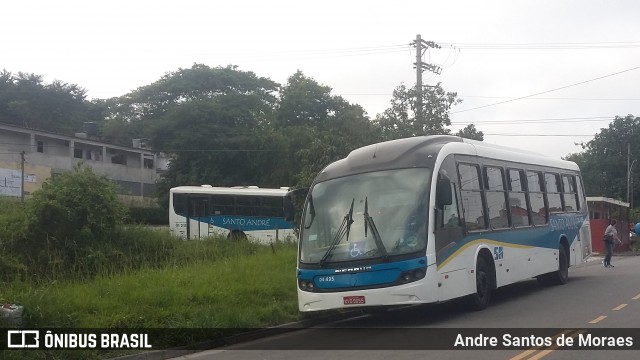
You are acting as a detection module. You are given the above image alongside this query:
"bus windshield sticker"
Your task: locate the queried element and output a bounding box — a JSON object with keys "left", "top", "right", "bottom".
{"left": 349, "top": 241, "right": 366, "bottom": 258}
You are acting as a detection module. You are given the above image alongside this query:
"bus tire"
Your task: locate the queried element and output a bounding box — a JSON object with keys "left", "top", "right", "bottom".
{"left": 538, "top": 245, "right": 569, "bottom": 286}
{"left": 228, "top": 230, "right": 247, "bottom": 241}
{"left": 466, "top": 255, "right": 493, "bottom": 311}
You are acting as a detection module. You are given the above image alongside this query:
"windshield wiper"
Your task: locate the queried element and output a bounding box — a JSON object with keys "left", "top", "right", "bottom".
{"left": 319, "top": 198, "right": 354, "bottom": 266}
{"left": 364, "top": 197, "right": 388, "bottom": 259}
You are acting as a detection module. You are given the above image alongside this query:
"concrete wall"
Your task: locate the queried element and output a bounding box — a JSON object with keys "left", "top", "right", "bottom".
{"left": 0, "top": 124, "right": 160, "bottom": 204}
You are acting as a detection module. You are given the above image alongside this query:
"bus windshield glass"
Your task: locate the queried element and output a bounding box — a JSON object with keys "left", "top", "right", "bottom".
{"left": 300, "top": 168, "right": 431, "bottom": 264}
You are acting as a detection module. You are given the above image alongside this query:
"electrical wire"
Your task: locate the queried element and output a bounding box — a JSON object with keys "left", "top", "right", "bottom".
{"left": 438, "top": 41, "right": 640, "bottom": 50}
{"left": 451, "top": 66, "right": 640, "bottom": 114}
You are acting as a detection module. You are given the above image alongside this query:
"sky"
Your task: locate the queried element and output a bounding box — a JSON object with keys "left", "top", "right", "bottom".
{"left": 3, "top": 0, "right": 640, "bottom": 159}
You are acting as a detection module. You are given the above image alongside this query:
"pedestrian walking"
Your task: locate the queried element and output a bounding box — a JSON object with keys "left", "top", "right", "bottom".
{"left": 603, "top": 219, "right": 623, "bottom": 268}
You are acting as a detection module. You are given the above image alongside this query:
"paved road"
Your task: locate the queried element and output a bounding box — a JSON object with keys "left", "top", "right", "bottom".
{"left": 161, "top": 254, "right": 640, "bottom": 360}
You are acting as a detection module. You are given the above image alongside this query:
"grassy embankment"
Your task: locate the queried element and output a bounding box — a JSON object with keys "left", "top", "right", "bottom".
{"left": 0, "top": 226, "right": 301, "bottom": 360}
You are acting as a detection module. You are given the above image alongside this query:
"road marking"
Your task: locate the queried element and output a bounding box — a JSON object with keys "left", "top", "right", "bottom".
{"left": 589, "top": 315, "right": 607, "bottom": 324}
{"left": 526, "top": 330, "right": 586, "bottom": 360}
{"left": 509, "top": 330, "right": 581, "bottom": 360}
{"left": 510, "top": 349, "right": 538, "bottom": 360}
{"left": 527, "top": 349, "right": 555, "bottom": 360}
{"left": 613, "top": 304, "right": 627, "bottom": 311}
{"left": 633, "top": 293, "right": 640, "bottom": 300}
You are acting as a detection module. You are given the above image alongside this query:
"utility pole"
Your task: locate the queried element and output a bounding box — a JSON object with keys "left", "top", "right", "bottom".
{"left": 413, "top": 34, "right": 442, "bottom": 125}
{"left": 20, "top": 151, "right": 25, "bottom": 202}
{"left": 628, "top": 142, "right": 637, "bottom": 209}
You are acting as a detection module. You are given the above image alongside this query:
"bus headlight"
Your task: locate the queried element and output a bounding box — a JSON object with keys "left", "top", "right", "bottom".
{"left": 397, "top": 267, "right": 427, "bottom": 285}
{"left": 298, "top": 279, "right": 315, "bottom": 292}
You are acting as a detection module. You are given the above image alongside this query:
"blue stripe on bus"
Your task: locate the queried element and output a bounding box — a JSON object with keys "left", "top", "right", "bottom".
{"left": 297, "top": 213, "right": 586, "bottom": 290}
{"left": 298, "top": 257, "right": 427, "bottom": 289}
{"left": 190, "top": 215, "right": 294, "bottom": 231}
{"left": 437, "top": 213, "right": 587, "bottom": 267}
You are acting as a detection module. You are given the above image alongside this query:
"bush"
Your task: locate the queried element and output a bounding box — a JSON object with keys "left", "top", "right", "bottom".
{"left": 127, "top": 206, "right": 168, "bottom": 225}
{"left": 17, "top": 164, "right": 128, "bottom": 278}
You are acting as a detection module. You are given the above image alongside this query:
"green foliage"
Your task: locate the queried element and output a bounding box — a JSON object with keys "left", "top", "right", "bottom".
{"left": 566, "top": 115, "right": 640, "bottom": 202}
{"left": 0, "top": 198, "right": 28, "bottom": 280}
{"left": 126, "top": 207, "right": 168, "bottom": 225}
{"left": 275, "top": 70, "right": 333, "bottom": 127}
{"left": 101, "top": 64, "right": 279, "bottom": 146}
{"left": 457, "top": 124, "right": 484, "bottom": 141}
{"left": 0, "top": 240, "right": 299, "bottom": 360}
{"left": 4, "top": 65, "right": 478, "bottom": 215}
{"left": 13, "top": 165, "right": 128, "bottom": 278}
{"left": 375, "top": 83, "right": 461, "bottom": 140}
{"left": 276, "top": 72, "right": 382, "bottom": 187}
{"left": 0, "top": 70, "right": 102, "bottom": 134}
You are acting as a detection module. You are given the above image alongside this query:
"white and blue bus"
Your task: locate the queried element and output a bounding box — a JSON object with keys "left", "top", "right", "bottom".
{"left": 291, "top": 135, "right": 591, "bottom": 312}
{"left": 169, "top": 185, "right": 295, "bottom": 243}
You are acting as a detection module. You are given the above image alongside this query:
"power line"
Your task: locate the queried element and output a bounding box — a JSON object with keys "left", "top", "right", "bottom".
{"left": 438, "top": 41, "right": 640, "bottom": 50}
{"left": 337, "top": 93, "right": 640, "bottom": 101}
{"left": 452, "top": 116, "right": 614, "bottom": 125}
{"left": 458, "top": 96, "right": 640, "bottom": 101}
{"left": 482, "top": 133, "right": 595, "bottom": 137}
{"left": 451, "top": 65, "right": 640, "bottom": 114}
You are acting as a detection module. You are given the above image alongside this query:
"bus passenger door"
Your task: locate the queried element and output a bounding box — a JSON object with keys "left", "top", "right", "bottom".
{"left": 186, "top": 197, "right": 209, "bottom": 240}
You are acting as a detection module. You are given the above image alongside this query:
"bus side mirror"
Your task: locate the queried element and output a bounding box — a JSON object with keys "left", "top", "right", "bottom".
{"left": 283, "top": 196, "right": 295, "bottom": 222}
{"left": 436, "top": 177, "right": 452, "bottom": 209}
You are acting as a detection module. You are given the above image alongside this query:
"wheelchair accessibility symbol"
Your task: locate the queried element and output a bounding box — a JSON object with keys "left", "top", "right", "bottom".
{"left": 349, "top": 241, "right": 365, "bottom": 258}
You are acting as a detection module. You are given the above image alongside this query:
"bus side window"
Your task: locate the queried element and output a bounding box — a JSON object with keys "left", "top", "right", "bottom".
{"left": 545, "top": 173, "right": 563, "bottom": 213}
{"left": 188, "top": 197, "right": 208, "bottom": 217}
{"left": 507, "top": 169, "right": 531, "bottom": 227}
{"left": 211, "top": 195, "right": 235, "bottom": 215}
{"left": 458, "top": 163, "right": 486, "bottom": 231}
{"left": 575, "top": 175, "right": 585, "bottom": 211}
{"left": 484, "top": 166, "right": 509, "bottom": 229}
{"left": 527, "top": 170, "right": 548, "bottom": 225}
{"left": 173, "top": 193, "right": 187, "bottom": 216}
{"left": 562, "top": 174, "right": 578, "bottom": 212}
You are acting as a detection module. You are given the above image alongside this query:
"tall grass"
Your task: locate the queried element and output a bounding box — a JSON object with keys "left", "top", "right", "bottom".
{"left": 1, "top": 236, "right": 300, "bottom": 359}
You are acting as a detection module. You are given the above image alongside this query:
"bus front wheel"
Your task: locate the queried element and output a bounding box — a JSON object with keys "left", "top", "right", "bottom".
{"left": 466, "top": 256, "right": 493, "bottom": 311}
{"left": 537, "top": 245, "right": 569, "bottom": 286}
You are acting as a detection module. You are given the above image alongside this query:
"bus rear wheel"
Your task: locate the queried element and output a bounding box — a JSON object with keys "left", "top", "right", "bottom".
{"left": 228, "top": 230, "right": 247, "bottom": 241}
{"left": 466, "top": 256, "right": 493, "bottom": 311}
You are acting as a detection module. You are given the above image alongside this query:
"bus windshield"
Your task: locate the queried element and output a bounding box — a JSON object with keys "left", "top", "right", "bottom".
{"left": 299, "top": 168, "right": 431, "bottom": 265}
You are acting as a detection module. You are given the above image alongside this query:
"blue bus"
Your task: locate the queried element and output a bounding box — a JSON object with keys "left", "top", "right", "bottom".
{"left": 290, "top": 136, "right": 591, "bottom": 312}
{"left": 169, "top": 185, "right": 295, "bottom": 242}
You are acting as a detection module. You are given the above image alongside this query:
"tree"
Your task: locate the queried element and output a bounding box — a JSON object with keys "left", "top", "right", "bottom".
{"left": 457, "top": 124, "right": 484, "bottom": 141}
{"left": 375, "top": 83, "right": 461, "bottom": 140}
{"left": 275, "top": 71, "right": 381, "bottom": 187}
{"left": 102, "top": 64, "right": 279, "bottom": 146}
{"left": 565, "top": 115, "right": 640, "bottom": 201}
{"left": 275, "top": 70, "right": 333, "bottom": 128}
{"left": 0, "top": 70, "right": 100, "bottom": 134}
{"left": 100, "top": 64, "right": 281, "bottom": 207}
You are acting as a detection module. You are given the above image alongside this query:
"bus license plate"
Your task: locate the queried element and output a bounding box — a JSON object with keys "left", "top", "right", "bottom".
{"left": 343, "top": 296, "right": 365, "bottom": 305}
